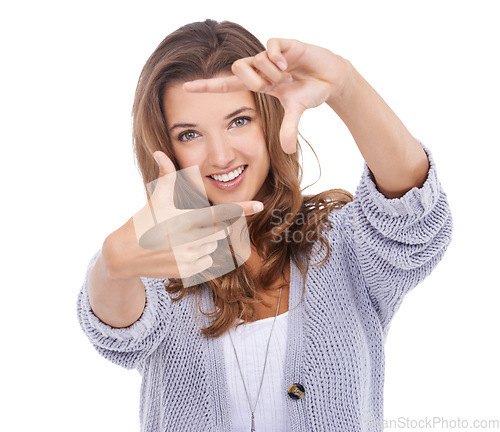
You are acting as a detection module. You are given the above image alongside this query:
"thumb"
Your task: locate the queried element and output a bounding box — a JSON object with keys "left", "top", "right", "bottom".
{"left": 149, "top": 150, "right": 177, "bottom": 208}
{"left": 153, "top": 151, "right": 176, "bottom": 176}
{"left": 279, "top": 104, "right": 305, "bottom": 154}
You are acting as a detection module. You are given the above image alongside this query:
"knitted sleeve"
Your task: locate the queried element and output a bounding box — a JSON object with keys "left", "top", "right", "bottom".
{"left": 76, "top": 249, "right": 172, "bottom": 370}
{"left": 344, "top": 141, "right": 453, "bottom": 333}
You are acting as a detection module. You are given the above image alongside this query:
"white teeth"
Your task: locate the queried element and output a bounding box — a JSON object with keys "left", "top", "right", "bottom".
{"left": 211, "top": 166, "right": 245, "bottom": 182}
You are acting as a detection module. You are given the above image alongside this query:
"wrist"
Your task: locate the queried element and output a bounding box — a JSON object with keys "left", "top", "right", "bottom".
{"left": 102, "top": 230, "right": 140, "bottom": 280}
{"left": 325, "top": 58, "right": 357, "bottom": 110}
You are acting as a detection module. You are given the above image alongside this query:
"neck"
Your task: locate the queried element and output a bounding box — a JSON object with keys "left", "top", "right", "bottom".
{"left": 239, "top": 248, "right": 290, "bottom": 322}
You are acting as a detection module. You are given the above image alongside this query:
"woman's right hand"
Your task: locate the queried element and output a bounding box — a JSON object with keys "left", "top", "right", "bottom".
{"left": 101, "top": 151, "right": 263, "bottom": 281}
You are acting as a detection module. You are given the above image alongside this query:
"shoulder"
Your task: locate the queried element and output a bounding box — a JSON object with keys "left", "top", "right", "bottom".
{"left": 298, "top": 205, "right": 354, "bottom": 268}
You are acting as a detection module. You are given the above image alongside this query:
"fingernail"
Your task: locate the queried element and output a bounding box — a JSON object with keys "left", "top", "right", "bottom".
{"left": 253, "top": 202, "right": 264, "bottom": 212}
{"left": 153, "top": 153, "right": 160, "bottom": 166}
{"left": 263, "top": 84, "right": 272, "bottom": 92}
{"left": 277, "top": 61, "right": 287, "bottom": 71}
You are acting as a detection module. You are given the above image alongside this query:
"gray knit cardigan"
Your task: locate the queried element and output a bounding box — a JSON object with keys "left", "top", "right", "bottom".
{"left": 77, "top": 143, "right": 452, "bottom": 431}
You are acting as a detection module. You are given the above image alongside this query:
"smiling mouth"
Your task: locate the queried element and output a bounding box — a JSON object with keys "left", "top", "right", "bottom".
{"left": 209, "top": 165, "right": 247, "bottom": 182}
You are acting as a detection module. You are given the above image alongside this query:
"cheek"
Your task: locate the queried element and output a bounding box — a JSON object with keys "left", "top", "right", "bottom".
{"left": 172, "top": 147, "right": 197, "bottom": 170}
{"left": 255, "top": 140, "right": 271, "bottom": 168}
{"left": 247, "top": 129, "right": 269, "bottom": 161}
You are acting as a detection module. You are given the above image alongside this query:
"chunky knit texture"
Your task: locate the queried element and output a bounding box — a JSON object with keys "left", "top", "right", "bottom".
{"left": 77, "top": 143, "right": 452, "bottom": 431}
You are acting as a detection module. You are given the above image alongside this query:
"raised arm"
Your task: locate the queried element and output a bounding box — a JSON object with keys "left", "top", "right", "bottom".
{"left": 325, "top": 61, "right": 429, "bottom": 198}
{"left": 183, "top": 38, "right": 429, "bottom": 198}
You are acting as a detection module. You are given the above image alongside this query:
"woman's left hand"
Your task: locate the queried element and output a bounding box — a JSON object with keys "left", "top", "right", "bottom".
{"left": 183, "top": 38, "right": 350, "bottom": 154}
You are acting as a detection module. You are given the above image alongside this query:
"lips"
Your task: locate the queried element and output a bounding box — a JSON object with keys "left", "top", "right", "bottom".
{"left": 209, "top": 165, "right": 246, "bottom": 182}
{"left": 207, "top": 165, "right": 248, "bottom": 191}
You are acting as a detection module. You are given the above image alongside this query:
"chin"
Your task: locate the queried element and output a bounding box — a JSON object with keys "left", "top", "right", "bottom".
{"left": 208, "top": 193, "right": 252, "bottom": 206}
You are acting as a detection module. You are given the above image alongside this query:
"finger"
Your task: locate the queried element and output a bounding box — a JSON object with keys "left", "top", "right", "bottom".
{"left": 251, "top": 51, "right": 292, "bottom": 85}
{"left": 190, "top": 240, "right": 218, "bottom": 261}
{"left": 148, "top": 151, "right": 179, "bottom": 209}
{"left": 173, "top": 237, "right": 219, "bottom": 265}
{"left": 184, "top": 203, "right": 243, "bottom": 229}
{"left": 148, "top": 169, "right": 176, "bottom": 209}
{"left": 266, "top": 38, "right": 291, "bottom": 71}
{"left": 181, "top": 202, "right": 262, "bottom": 230}
{"left": 165, "top": 210, "right": 229, "bottom": 246}
{"left": 173, "top": 222, "right": 229, "bottom": 246}
{"left": 138, "top": 218, "right": 227, "bottom": 251}
{"left": 162, "top": 200, "right": 262, "bottom": 249}
{"left": 153, "top": 151, "right": 176, "bottom": 176}
{"left": 280, "top": 104, "right": 306, "bottom": 154}
{"left": 211, "top": 201, "right": 265, "bottom": 222}
{"left": 183, "top": 75, "right": 247, "bottom": 93}
{"left": 178, "top": 254, "right": 213, "bottom": 278}
{"left": 192, "top": 254, "right": 213, "bottom": 274}
{"left": 133, "top": 171, "right": 178, "bottom": 244}
{"left": 231, "top": 57, "right": 273, "bottom": 92}
{"left": 265, "top": 38, "right": 295, "bottom": 70}
{"left": 233, "top": 200, "right": 264, "bottom": 215}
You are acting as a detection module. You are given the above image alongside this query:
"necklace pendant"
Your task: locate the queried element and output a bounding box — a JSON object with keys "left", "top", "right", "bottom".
{"left": 251, "top": 413, "right": 255, "bottom": 432}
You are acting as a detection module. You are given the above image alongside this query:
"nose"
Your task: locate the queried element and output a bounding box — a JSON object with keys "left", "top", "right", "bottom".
{"left": 206, "top": 134, "right": 236, "bottom": 169}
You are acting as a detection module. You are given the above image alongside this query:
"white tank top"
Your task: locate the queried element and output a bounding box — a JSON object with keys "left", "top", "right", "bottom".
{"left": 221, "top": 311, "right": 291, "bottom": 431}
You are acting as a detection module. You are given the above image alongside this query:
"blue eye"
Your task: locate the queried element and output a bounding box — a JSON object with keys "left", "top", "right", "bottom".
{"left": 231, "top": 116, "right": 251, "bottom": 128}
{"left": 177, "top": 116, "right": 251, "bottom": 142}
{"left": 178, "top": 131, "right": 199, "bottom": 142}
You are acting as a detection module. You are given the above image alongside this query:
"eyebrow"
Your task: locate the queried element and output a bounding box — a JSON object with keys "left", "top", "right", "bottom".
{"left": 168, "top": 106, "right": 255, "bottom": 132}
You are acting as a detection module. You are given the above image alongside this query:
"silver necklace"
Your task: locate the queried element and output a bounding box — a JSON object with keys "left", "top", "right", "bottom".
{"left": 228, "top": 276, "right": 284, "bottom": 432}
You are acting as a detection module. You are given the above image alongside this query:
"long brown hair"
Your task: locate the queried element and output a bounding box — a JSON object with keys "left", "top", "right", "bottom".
{"left": 132, "top": 19, "right": 353, "bottom": 337}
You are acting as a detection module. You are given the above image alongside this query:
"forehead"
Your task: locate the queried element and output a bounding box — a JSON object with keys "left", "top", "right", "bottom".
{"left": 162, "top": 83, "right": 257, "bottom": 125}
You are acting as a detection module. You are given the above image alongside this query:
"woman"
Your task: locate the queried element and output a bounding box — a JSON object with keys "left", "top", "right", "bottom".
{"left": 77, "top": 19, "right": 452, "bottom": 431}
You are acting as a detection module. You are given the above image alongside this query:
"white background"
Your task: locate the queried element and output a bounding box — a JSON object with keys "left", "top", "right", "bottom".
{"left": 1, "top": 0, "right": 499, "bottom": 431}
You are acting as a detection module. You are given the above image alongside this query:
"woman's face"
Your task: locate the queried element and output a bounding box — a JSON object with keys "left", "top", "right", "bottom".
{"left": 162, "top": 82, "right": 271, "bottom": 205}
